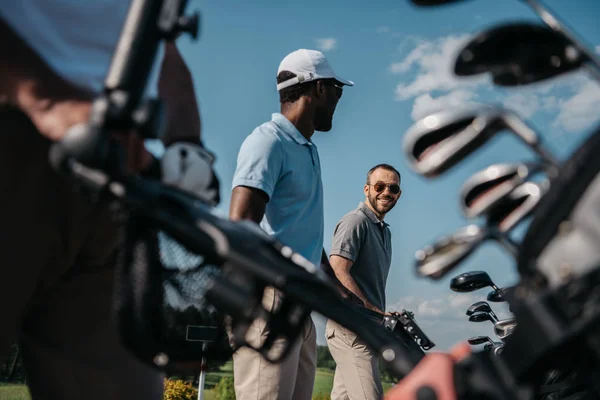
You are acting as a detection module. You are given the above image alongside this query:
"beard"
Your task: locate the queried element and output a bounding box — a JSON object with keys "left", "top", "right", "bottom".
{"left": 314, "top": 105, "right": 334, "bottom": 132}
{"left": 367, "top": 191, "right": 398, "bottom": 217}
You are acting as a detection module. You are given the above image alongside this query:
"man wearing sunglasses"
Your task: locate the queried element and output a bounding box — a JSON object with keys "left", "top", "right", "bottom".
{"left": 326, "top": 164, "right": 402, "bottom": 400}
{"left": 229, "top": 48, "right": 353, "bottom": 400}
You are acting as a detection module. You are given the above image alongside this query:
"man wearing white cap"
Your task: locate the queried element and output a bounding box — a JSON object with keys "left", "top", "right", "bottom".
{"left": 229, "top": 49, "right": 353, "bottom": 400}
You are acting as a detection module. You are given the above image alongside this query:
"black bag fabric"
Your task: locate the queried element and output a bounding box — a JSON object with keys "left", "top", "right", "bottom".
{"left": 114, "top": 210, "right": 233, "bottom": 373}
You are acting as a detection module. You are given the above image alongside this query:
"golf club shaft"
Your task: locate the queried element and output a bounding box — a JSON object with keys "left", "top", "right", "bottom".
{"left": 490, "top": 311, "right": 499, "bottom": 322}
{"left": 502, "top": 115, "right": 559, "bottom": 172}
{"left": 522, "top": 0, "right": 600, "bottom": 83}
{"left": 491, "top": 232, "right": 520, "bottom": 258}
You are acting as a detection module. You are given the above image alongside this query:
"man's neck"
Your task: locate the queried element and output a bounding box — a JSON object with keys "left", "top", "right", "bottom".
{"left": 365, "top": 200, "right": 385, "bottom": 221}
{"left": 281, "top": 102, "right": 315, "bottom": 140}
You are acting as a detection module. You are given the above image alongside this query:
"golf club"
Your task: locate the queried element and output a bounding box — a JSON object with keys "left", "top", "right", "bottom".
{"left": 459, "top": 162, "right": 548, "bottom": 219}
{"left": 468, "top": 335, "right": 496, "bottom": 346}
{"left": 466, "top": 301, "right": 499, "bottom": 321}
{"left": 487, "top": 286, "right": 514, "bottom": 303}
{"left": 468, "top": 311, "right": 496, "bottom": 325}
{"left": 415, "top": 182, "right": 544, "bottom": 279}
{"left": 409, "top": 0, "right": 600, "bottom": 82}
{"left": 494, "top": 318, "right": 518, "bottom": 341}
{"left": 486, "top": 181, "right": 544, "bottom": 233}
{"left": 454, "top": 22, "right": 588, "bottom": 87}
{"left": 414, "top": 225, "right": 518, "bottom": 279}
{"left": 450, "top": 270, "right": 500, "bottom": 293}
{"left": 402, "top": 105, "right": 558, "bottom": 178}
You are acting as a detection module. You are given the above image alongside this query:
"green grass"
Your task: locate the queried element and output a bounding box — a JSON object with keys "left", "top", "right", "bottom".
{"left": 312, "top": 368, "right": 334, "bottom": 396}
{"left": 0, "top": 362, "right": 395, "bottom": 399}
{"left": 0, "top": 383, "right": 30, "bottom": 400}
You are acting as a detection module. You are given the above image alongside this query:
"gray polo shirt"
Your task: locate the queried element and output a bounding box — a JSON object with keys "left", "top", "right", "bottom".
{"left": 330, "top": 202, "right": 392, "bottom": 311}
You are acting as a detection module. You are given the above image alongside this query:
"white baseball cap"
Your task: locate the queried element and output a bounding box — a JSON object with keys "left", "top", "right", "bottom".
{"left": 276, "top": 49, "right": 354, "bottom": 91}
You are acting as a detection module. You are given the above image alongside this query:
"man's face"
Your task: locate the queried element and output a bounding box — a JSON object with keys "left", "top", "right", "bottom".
{"left": 364, "top": 168, "right": 402, "bottom": 216}
{"left": 314, "top": 80, "right": 343, "bottom": 132}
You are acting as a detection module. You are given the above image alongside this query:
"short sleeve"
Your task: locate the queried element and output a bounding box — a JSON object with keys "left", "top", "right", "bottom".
{"left": 232, "top": 131, "right": 283, "bottom": 200}
{"left": 330, "top": 214, "right": 366, "bottom": 262}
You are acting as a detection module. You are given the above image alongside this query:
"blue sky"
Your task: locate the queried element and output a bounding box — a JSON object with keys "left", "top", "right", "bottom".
{"left": 168, "top": 0, "right": 600, "bottom": 350}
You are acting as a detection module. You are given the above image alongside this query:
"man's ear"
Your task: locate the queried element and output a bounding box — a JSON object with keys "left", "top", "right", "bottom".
{"left": 315, "top": 80, "right": 327, "bottom": 100}
{"left": 364, "top": 184, "right": 369, "bottom": 197}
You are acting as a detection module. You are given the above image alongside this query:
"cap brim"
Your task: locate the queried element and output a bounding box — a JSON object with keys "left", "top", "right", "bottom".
{"left": 334, "top": 76, "right": 354, "bottom": 87}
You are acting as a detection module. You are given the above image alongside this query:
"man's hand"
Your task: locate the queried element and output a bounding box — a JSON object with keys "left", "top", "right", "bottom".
{"left": 385, "top": 343, "right": 471, "bottom": 400}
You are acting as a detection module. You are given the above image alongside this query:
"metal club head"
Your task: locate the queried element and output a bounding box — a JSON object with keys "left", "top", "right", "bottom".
{"left": 487, "top": 286, "right": 514, "bottom": 302}
{"left": 486, "top": 181, "right": 545, "bottom": 233}
{"left": 468, "top": 311, "right": 495, "bottom": 324}
{"left": 466, "top": 301, "right": 498, "bottom": 321}
{"left": 450, "top": 270, "right": 500, "bottom": 293}
{"left": 402, "top": 105, "right": 557, "bottom": 178}
{"left": 454, "top": 22, "right": 585, "bottom": 87}
{"left": 494, "top": 318, "right": 518, "bottom": 340}
{"left": 459, "top": 162, "right": 544, "bottom": 219}
{"left": 414, "top": 225, "right": 487, "bottom": 279}
{"left": 468, "top": 335, "right": 494, "bottom": 346}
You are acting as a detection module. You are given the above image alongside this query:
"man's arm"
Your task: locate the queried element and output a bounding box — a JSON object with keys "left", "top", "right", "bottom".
{"left": 229, "top": 186, "right": 268, "bottom": 223}
{"left": 329, "top": 254, "right": 384, "bottom": 314}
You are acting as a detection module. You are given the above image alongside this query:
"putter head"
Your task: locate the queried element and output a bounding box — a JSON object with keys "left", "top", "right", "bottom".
{"left": 468, "top": 311, "right": 494, "bottom": 323}
{"left": 450, "top": 270, "right": 495, "bottom": 293}
{"left": 494, "top": 318, "right": 517, "bottom": 340}
{"left": 486, "top": 181, "right": 544, "bottom": 233}
{"left": 414, "top": 225, "right": 486, "bottom": 279}
{"left": 466, "top": 301, "right": 492, "bottom": 316}
{"left": 468, "top": 336, "right": 491, "bottom": 345}
{"left": 455, "top": 22, "right": 585, "bottom": 86}
{"left": 403, "top": 105, "right": 518, "bottom": 178}
{"left": 459, "top": 162, "right": 543, "bottom": 219}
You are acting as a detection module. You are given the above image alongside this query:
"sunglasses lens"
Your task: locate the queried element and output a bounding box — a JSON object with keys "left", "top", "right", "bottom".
{"left": 374, "top": 183, "right": 386, "bottom": 192}
{"left": 390, "top": 185, "right": 400, "bottom": 194}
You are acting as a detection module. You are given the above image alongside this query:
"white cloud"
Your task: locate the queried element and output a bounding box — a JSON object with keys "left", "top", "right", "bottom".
{"left": 390, "top": 293, "right": 513, "bottom": 321}
{"left": 316, "top": 38, "right": 337, "bottom": 52}
{"left": 390, "top": 34, "right": 487, "bottom": 100}
{"left": 553, "top": 83, "right": 600, "bottom": 133}
{"left": 389, "top": 33, "right": 600, "bottom": 134}
{"left": 503, "top": 93, "right": 542, "bottom": 119}
{"left": 411, "top": 90, "right": 481, "bottom": 120}
{"left": 377, "top": 26, "right": 391, "bottom": 34}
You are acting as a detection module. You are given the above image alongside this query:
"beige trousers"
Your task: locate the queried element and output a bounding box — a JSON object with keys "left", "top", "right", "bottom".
{"left": 232, "top": 287, "right": 317, "bottom": 400}
{"left": 326, "top": 319, "right": 383, "bottom": 400}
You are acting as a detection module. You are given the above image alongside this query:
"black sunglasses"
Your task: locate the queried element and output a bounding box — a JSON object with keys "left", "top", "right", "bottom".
{"left": 324, "top": 80, "right": 343, "bottom": 99}
{"left": 369, "top": 182, "right": 401, "bottom": 194}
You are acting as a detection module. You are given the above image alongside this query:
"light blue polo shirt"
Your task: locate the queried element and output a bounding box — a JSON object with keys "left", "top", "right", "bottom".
{"left": 232, "top": 113, "right": 325, "bottom": 267}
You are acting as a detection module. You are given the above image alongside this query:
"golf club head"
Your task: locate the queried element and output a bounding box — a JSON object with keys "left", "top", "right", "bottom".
{"left": 459, "top": 162, "right": 544, "bottom": 219}
{"left": 468, "top": 335, "right": 492, "bottom": 345}
{"left": 403, "top": 105, "right": 540, "bottom": 178}
{"left": 487, "top": 286, "right": 514, "bottom": 302}
{"left": 450, "top": 270, "right": 496, "bottom": 293}
{"left": 494, "top": 318, "right": 517, "bottom": 340}
{"left": 455, "top": 22, "right": 585, "bottom": 86}
{"left": 414, "top": 225, "right": 486, "bottom": 280}
{"left": 466, "top": 301, "right": 492, "bottom": 316}
{"left": 468, "top": 311, "right": 495, "bottom": 324}
{"left": 486, "top": 181, "right": 545, "bottom": 233}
